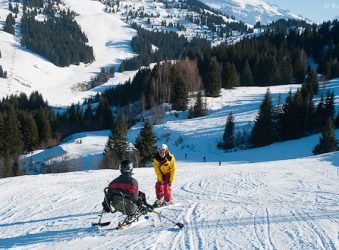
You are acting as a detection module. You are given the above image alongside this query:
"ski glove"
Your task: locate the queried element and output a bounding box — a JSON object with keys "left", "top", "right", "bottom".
{"left": 139, "top": 204, "right": 153, "bottom": 214}
{"left": 139, "top": 204, "right": 148, "bottom": 214}
{"left": 146, "top": 204, "right": 154, "bottom": 212}
{"left": 136, "top": 198, "right": 144, "bottom": 207}
{"left": 102, "top": 201, "right": 110, "bottom": 213}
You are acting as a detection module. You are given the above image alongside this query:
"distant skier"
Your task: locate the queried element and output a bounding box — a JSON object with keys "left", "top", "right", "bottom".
{"left": 102, "top": 160, "right": 153, "bottom": 221}
{"left": 153, "top": 144, "right": 176, "bottom": 207}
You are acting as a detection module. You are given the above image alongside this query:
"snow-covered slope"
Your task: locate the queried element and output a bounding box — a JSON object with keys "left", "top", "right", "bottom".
{"left": 1, "top": 150, "right": 338, "bottom": 249}
{"left": 201, "top": 0, "right": 307, "bottom": 24}
{"left": 0, "top": 0, "right": 137, "bottom": 107}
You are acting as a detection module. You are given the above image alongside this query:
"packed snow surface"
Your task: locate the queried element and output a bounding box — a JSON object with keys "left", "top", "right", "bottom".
{"left": 0, "top": 153, "right": 338, "bottom": 249}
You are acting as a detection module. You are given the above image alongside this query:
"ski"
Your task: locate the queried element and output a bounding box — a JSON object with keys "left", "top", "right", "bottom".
{"left": 92, "top": 209, "right": 112, "bottom": 227}
{"left": 92, "top": 221, "right": 111, "bottom": 227}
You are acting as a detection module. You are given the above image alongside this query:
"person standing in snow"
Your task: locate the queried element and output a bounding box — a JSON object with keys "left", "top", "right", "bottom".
{"left": 153, "top": 144, "right": 176, "bottom": 206}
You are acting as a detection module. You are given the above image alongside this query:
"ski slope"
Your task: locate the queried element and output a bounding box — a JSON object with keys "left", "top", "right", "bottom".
{"left": 2, "top": 79, "right": 339, "bottom": 249}
{"left": 0, "top": 151, "right": 338, "bottom": 249}
{"left": 0, "top": 0, "right": 137, "bottom": 107}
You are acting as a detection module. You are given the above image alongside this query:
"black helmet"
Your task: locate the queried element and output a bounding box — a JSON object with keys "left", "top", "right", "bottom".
{"left": 119, "top": 160, "right": 133, "bottom": 173}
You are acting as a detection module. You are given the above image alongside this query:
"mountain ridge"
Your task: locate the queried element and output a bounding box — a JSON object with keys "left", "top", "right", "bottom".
{"left": 200, "top": 0, "right": 309, "bottom": 25}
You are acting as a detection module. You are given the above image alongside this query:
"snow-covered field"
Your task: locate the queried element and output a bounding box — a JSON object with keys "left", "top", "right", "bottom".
{"left": 0, "top": 149, "right": 338, "bottom": 249}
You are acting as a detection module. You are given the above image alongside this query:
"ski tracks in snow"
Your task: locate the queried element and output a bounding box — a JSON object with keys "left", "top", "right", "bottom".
{"left": 0, "top": 163, "right": 338, "bottom": 249}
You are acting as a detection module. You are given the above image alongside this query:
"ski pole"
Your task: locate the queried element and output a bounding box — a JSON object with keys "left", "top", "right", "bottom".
{"left": 152, "top": 210, "right": 184, "bottom": 229}
{"left": 98, "top": 209, "right": 104, "bottom": 224}
{"left": 92, "top": 209, "right": 111, "bottom": 227}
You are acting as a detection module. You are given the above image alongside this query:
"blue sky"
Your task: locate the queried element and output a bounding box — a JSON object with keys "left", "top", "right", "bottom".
{"left": 266, "top": 0, "right": 339, "bottom": 23}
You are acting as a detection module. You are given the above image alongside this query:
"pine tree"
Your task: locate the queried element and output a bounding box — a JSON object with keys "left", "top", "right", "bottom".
{"left": 301, "top": 69, "right": 318, "bottom": 99}
{"left": 324, "top": 91, "right": 335, "bottom": 122}
{"left": 204, "top": 57, "right": 221, "bottom": 97}
{"left": 193, "top": 90, "right": 208, "bottom": 117}
{"left": 299, "top": 70, "right": 317, "bottom": 133}
{"left": 223, "top": 112, "right": 235, "bottom": 149}
{"left": 95, "top": 98, "right": 113, "bottom": 130}
{"left": 83, "top": 104, "right": 94, "bottom": 130}
{"left": 315, "top": 91, "right": 335, "bottom": 131}
{"left": 170, "top": 69, "right": 188, "bottom": 111}
{"left": 0, "top": 113, "right": 4, "bottom": 177}
{"left": 3, "top": 13, "right": 15, "bottom": 34}
{"left": 135, "top": 120, "right": 157, "bottom": 166}
{"left": 35, "top": 107, "right": 52, "bottom": 145}
{"left": 251, "top": 88, "right": 275, "bottom": 147}
{"left": 101, "top": 114, "right": 128, "bottom": 169}
{"left": 1, "top": 108, "right": 23, "bottom": 177}
{"left": 241, "top": 60, "right": 253, "bottom": 86}
{"left": 18, "top": 112, "right": 39, "bottom": 152}
{"left": 3, "top": 107, "right": 23, "bottom": 157}
{"left": 222, "top": 63, "right": 240, "bottom": 89}
{"left": 313, "top": 119, "right": 338, "bottom": 155}
{"left": 279, "top": 55, "right": 293, "bottom": 84}
{"left": 279, "top": 89, "right": 308, "bottom": 140}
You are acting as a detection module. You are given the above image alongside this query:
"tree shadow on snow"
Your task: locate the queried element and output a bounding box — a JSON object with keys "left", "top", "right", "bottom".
{"left": 0, "top": 212, "right": 96, "bottom": 228}
{"left": 0, "top": 212, "right": 98, "bottom": 248}
{"left": 0, "top": 226, "right": 96, "bottom": 248}
{"left": 317, "top": 152, "right": 339, "bottom": 167}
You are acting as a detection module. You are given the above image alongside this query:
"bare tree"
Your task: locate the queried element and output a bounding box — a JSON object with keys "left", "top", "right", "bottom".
{"left": 174, "top": 57, "right": 202, "bottom": 94}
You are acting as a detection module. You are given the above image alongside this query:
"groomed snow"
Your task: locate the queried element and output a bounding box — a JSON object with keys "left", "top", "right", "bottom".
{"left": 0, "top": 150, "right": 338, "bottom": 249}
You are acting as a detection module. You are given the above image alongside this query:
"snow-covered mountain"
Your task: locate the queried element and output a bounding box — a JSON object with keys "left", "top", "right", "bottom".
{"left": 201, "top": 0, "right": 307, "bottom": 25}
{"left": 0, "top": 0, "right": 137, "bottom": 107}
{"left": 0, "top": 0, "right": 310, "bottom": 107}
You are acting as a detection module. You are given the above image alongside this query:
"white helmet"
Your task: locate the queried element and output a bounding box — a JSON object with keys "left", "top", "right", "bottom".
{"left": 157, "top": 144, "right": 168, "bottom": 158}
{"left": 158, "top": 144, "right": 168, "bottom": 151}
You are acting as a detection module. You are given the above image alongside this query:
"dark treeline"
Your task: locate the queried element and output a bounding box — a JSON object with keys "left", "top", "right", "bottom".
{"left": 0, "top": 92, "right": 57, "bottom": 178}
{"left": 119, "top": 23, "right": 210, "bottom": 71}
{"left": 254, "top": 19, "right": 313, "bottom": 33}
{"left": 0, "top": 91, "right": 132, "bottom": 178}
{"left": 21, "top": 0, "right": 94, "bottom": 67}
{"left": 220, "top": 69, "right": 339, "bottom": 153}
{"left": 184, "top": 19, "right": 339, "bottom": 93}
{"left": 250, "top": 70, "right": 337, "bottom": 148}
